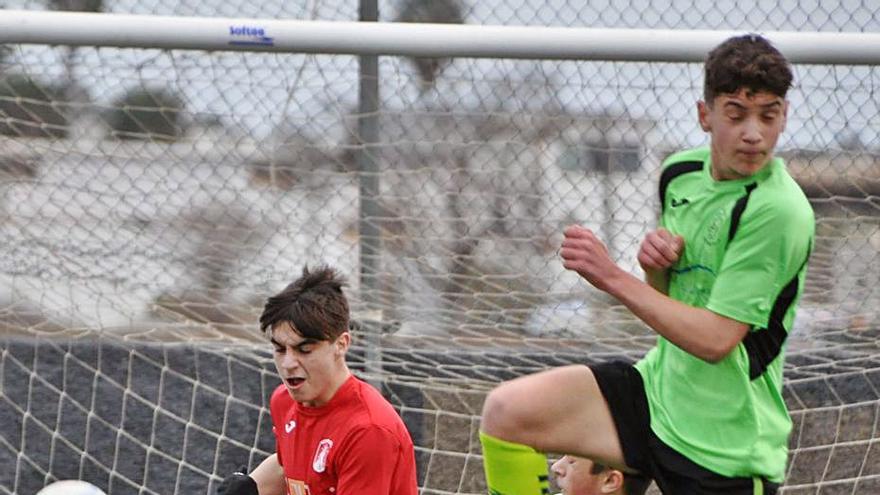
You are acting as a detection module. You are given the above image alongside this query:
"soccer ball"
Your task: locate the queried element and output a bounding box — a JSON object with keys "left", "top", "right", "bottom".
{"left": 35, "top": 480, "right": 107, "bottom": 495}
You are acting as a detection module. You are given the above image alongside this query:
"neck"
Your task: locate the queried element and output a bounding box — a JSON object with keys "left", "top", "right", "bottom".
{"left": 310, "top": 365, "right": 352, "bottom": 407}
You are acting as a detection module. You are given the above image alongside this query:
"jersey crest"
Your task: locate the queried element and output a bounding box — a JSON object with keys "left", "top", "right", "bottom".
{"left": 312, "top": 439, "right": 333, "bottom": 473}
{"left": 703, "top": 207, "right": 726, "bottom": 245}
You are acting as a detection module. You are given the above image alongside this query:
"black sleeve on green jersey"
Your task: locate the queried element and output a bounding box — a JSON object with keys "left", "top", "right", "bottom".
{"left": 741, "top": 248, "right": 811, "bottom": 379}
{"left": 659, "top": 160, "right": 704, "bottom": 213}
{"left": 706, "top": 196, "right": 814, "bottom": 330}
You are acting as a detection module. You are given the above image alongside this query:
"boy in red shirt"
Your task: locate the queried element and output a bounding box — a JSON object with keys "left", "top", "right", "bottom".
{"left": 217, "top": 265, "right": 418, "bottom": 495}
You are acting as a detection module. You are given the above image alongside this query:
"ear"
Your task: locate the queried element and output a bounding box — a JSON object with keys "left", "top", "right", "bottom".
{"left": 335, "top": 331, "right": 351, "bottom": 357}
{"left": 600, "top": 470, "right": 624, "bottom": 494}
{"left": 697, "top": 100, "right": 711, "bottom": 132}
{"left": 781, "top": 100, "right": 789, "bottom": 132}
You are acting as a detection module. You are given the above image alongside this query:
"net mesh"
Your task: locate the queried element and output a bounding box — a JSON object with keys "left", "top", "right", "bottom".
{"left": 2, "top": 0, "right": 880, "bottom": 494}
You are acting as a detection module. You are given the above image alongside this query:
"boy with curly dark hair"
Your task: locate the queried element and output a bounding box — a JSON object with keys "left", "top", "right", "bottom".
{"left": 480, "top": 34, "right": 814, "bottom": 495}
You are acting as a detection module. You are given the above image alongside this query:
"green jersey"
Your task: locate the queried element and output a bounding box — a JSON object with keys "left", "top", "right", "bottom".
{"left": 635, "top": 146, "right": 814, "bottom": 482}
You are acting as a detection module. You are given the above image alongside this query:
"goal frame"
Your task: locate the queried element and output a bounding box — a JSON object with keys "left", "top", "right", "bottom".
{"left": 0, "top": 9, "right": 879, "bottom": 64}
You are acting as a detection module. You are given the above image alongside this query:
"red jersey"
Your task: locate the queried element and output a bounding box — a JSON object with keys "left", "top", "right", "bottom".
{"left": 270, "top": 375, "right": 418, "bottom": 495}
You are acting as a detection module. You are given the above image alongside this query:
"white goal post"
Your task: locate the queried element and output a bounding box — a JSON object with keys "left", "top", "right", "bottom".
{"left": 1, "top": 9, "right": 879, "bottom": 64}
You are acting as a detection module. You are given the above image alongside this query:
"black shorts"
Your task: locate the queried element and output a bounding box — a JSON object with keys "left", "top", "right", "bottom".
{"left": 591, "top": 361, "right": 780, "bottom": 495}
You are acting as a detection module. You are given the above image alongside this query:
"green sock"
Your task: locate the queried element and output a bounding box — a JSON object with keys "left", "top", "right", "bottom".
{"left": 479, "top": 430, "right": 550, "bottom": 495}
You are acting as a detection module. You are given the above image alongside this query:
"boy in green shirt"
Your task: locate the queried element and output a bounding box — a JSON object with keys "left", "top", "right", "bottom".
{"left": 480, "top": 34, "right": 814, "bottom": 495}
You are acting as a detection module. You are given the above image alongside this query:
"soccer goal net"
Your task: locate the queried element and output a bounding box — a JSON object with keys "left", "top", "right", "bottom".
{"left": 2, "top": 3, "right": 880, "bottom": 495}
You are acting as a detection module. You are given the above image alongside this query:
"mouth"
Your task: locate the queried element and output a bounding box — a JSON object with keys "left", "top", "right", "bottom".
{"left": 286, "top": 377, "right": 306, "bottom": 389}
{"left": 738, "top": 150, "right": 763, "bottom": 158}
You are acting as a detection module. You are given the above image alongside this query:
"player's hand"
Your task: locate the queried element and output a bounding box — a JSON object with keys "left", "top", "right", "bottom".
{"left": 216, "top": 467, "right": 258, "bottom": 495}
{"left": 560, "top": 225, "right": 621, "bottom": 292}
{"left": 637, "top": 228, "right": 684, "bottom": 272}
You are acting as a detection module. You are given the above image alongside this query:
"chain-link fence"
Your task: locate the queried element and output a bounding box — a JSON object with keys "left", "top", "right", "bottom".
{"left": 1, "top": 1, "right": 880, "bottom": 494}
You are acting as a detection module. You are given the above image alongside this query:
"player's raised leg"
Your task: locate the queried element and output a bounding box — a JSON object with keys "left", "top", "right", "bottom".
{"left": 480, "top": 365, "right": 627, "bottom": 495}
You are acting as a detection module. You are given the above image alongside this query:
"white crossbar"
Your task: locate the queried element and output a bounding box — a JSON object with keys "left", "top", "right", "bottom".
{"left": 0, "top": 9, "right": 879, "bottom": 64}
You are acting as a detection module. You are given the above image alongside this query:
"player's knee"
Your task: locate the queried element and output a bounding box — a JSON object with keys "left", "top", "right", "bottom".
{"left": 480, "top": 383, "right": 522, "bottom": 438}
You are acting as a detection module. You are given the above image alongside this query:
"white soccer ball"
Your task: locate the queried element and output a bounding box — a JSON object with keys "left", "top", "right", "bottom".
{"left": 35, "top": 480, "right": 107, "bottom": 495}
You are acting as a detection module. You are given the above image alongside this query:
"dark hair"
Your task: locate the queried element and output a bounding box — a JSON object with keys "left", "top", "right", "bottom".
{"left": 259, "top": 265, "right": 350, "bottom": 341}
{"left": 590, "top": 462, "right": 651, "bottom": 495}
{"left": 703, "top": 34, "right": 793, "bottom": 103}
{"left": 590, "top": 461, "right": 608, "bottom": 475}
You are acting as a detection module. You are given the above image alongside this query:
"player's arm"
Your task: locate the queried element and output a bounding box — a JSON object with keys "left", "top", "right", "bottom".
{"left": 561, "top": 225, "right": 747, "bottom": 363}
{"left": 336, "top": 426, "right": 413, "bottom": 494}
{"left": 643, "top": 268, "right": 670, "bottom": 294}
{"left": 606, "top": 268, "right": 748, "bottom": 362}
{"left": 250, "top": 454, "right": 285, "bottom": 495}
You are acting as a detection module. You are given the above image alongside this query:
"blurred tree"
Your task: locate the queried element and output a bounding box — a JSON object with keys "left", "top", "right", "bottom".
{"left": 395, "top": 0, "right": 464, "bottom": 90}
{"left": 0, "top": 74, "right": 71, "bottom": 138}
{"left": 105, "top": 87, "right": 187, "bottom": 141}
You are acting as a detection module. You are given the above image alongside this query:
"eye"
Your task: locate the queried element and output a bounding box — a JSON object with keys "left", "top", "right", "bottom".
{"left": 273, "top": 346, "right": 285, "bottom": 354}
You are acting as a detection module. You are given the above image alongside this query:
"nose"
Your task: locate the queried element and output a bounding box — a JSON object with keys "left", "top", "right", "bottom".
{"left": 279, "top": 349, "right": 300, "bottom": 371}
{"left": 742, "top": 117, "right": 762, "bottom": 144}
{"left": 550, "top": 458, "right": 564, "bottom": 475}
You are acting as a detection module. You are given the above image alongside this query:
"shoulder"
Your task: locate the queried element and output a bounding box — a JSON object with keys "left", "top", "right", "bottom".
{"left": 658, "top": 147, "right": 708, "bottom": 206}
{"left": 343, "top": 378, "right": 412, "bottom": 438}
{"left": 661, "top": 146, "right": 709, "bottom": 170}
{"left": 351, "top": 378, "right": 404, "bottom": 421}
{"left": 336, "top": 421, "right": 412, "bottom": 462}
{"left": 752, "top": 161, "right": 815, "bottom": 229}
{"left": 332, "top": 381, "right": 412, "bottom": 456}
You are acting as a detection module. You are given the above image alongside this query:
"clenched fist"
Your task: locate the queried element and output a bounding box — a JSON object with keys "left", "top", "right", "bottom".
{"left": 637, "top": 228, "right": 684, "bottom": 272}
{"left": 560, "top": 225, "right": 621, "bottom": 292}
